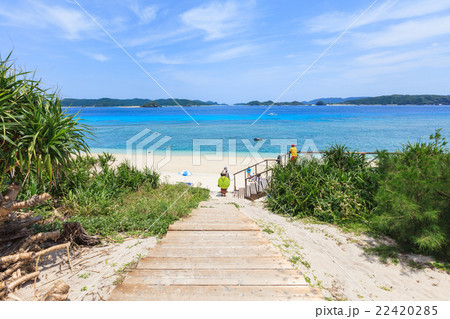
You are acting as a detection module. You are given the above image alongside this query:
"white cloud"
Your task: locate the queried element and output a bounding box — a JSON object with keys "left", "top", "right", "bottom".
{"left": 308, "top": 0, "right": 450, "bottom": 33}
{"left": 0, "top": 1, "right": 96, "bottom": 40}
{"left": 136, "top": 50, "right": 184, "bottom": 65}
{"left": 206, "top": 45, "right": 253, "bottom": 62}
{"left": 83, "top": 52, "right": 109, "bottom": 62}
{"left": 180, "top": 1, "right": 254, "bottom": 40}
{"left": 360, "top": 15, "right": 450, "bottom": 48}
{"left": 129, "top": 3, "right": 158, "bottom": 24}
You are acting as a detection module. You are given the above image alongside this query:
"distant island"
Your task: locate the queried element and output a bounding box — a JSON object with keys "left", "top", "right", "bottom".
{"left": 337, "top": 94, "right": 450, "bottom": 105}
{"left": 235, "top": 100, "right": 305, "bottom": 106}
{"left": 61, "top": 98, "right": 220, "bottom": 107}
{"left": 62, "top": 94, "right": 450, "bottom": 107}
{"left": 239, "top": 95, "right": 450, "bottom": 106}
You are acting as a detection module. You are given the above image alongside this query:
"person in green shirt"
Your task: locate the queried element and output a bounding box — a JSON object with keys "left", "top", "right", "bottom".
{"left": 218, "top": 172, "right": 230, "bottom": 196}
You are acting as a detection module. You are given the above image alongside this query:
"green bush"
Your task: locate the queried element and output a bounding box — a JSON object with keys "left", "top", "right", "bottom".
{"left": 372, "top": 130, "right": 449, "bottom": 259}
{"left": 267, "top": 144, "right": 378, "bottom": 224}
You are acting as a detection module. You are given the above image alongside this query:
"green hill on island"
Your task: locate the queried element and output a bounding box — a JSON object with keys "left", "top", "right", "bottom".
{"left": 235, "top": 100, "right": 304, "bottom": 106}
{"left": 61, "top": 98, "right": 219, "bottom": 107}
{"left": 341, "top": 95, "right": 450, "bottom": 105}
{"left": 239, "top": 95, "right": 450, "bottom": 106}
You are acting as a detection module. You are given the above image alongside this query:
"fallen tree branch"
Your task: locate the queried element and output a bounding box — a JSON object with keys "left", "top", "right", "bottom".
{"left": 19, "top": 230, "right": 60, "bottom": 250}
{"left": 0, "top": 230, "right": 33, "bottom": 243}
{"left": 0, "top": 242, "right": 70, "bottom": 265}
{"left": 0, "top": 216, "right": 42, "bottom": 235}
{"left": 1, "top": 183, "right": 21, "bottom": 203}
{"left": 0, "top": 262, "right": 23, "bottom": 281}
{"left": 11, "top": 193, "right": 52, "bottom": 210}
{"left": 0, "top": 271, "right": 40, "bottom": 298}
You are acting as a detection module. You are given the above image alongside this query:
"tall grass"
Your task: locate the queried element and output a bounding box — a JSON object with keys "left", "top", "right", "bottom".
{"left": 31, "top": 153, "right": 209, "bottom": 238}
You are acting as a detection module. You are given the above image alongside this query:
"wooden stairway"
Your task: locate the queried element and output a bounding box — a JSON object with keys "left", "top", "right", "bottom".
{"left": 108, "top": 203, "right": 322, "bottom": 301}
{"left": 235, "top": 176, "right": 270, "bottom": 200}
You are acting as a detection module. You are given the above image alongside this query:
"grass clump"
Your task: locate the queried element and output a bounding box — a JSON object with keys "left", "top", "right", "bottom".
{"left": 31, "top": 153, "right": 209, "bottom": 238}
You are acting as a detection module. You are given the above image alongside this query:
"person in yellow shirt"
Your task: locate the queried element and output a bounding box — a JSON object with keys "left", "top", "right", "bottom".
{"left": 289, "top": 144, "right": 297, "bottom": 163}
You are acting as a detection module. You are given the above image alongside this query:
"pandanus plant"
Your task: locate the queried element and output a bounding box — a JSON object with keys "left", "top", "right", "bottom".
{"left": 0, "top": 52, "right": 92, "bottom": 186}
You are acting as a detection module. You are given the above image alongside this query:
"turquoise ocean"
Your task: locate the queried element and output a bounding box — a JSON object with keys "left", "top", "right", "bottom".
{"left": 65, "top": 105, "right": 450, "bottom": 155}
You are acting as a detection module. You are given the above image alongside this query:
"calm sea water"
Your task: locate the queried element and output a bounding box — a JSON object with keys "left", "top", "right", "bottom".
{"left": 65, "top": 105, "right": 450, "bottom": 155}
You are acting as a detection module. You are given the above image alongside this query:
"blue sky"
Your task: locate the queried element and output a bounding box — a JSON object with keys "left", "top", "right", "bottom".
{"left": 1, "top": 0, "right": 450, "bottom": 104}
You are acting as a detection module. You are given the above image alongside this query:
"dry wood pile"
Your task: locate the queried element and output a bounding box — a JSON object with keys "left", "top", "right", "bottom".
{"left": 0, "top": 183, "right": 99, "bottom": 301}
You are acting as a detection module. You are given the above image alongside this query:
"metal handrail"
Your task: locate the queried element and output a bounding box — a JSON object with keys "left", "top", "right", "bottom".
{"left": 233, "top": 159, "right": 277, "bottom": 191}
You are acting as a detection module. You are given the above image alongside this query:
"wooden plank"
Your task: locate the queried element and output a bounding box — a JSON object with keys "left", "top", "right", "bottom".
{"left": 159, "top": 240, "right": 273, "bottom": 247}
{"left": 250, "top": 182, "right": 257, "bottom": 195}
{"left": 137, "top": 257, "right": 293, "bottom": 270}
{"left": 169, "top": 224, "right": 259, "bottom": 231}
{"left": 261, "top": 178, "right": 268, "bottom": 189}
{"left": 108, "top": 285, "right": 323, "bottom": 301}
{"left": 245, "top": 185, "right": 251, "bottom": 197}
{"left": 179, "top": 217, "right": 252, "bottom": 223}
{"left": 146, "top": 247, "right": 282, "bottom": 258}
{"left": 163, "top": 230, "right": 263, "bottom": 237}
{"left": 162, "top": 236, "right": 265, "bottom": 243}
{"left": 121, "top": 269, "right": 307, "bottom": 286}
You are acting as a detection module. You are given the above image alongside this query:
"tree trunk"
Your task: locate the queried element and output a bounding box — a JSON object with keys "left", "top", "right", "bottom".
{"left": 60, "top": 222, "right": 100, "bottom": 246}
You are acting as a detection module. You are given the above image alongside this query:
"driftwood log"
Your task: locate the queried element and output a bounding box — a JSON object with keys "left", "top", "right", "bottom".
{"left": 0, "top": 183, "right": 51, "bottom": 223}
{"left": 60, "top": 222, "right": 100, "bottom": 246}
{"left": 0, "top": 243, "right": 70, "bottom": 266}
{"left": 0, "top": 183, "right": 101, "bottom": 300}
{"left": 39, "top": 280, "right": 70, "bottom": 301}
{"left": 0, "top": 271, "right": 40, "bottom": 298}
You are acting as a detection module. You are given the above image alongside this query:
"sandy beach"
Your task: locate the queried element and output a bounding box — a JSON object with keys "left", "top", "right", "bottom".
{"left": 105, "top": 152, "right": 278, "bottom": 191}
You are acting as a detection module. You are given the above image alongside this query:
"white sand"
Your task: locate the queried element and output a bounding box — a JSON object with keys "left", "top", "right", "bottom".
{"left": 14, "top": 237, "right": 157, "bottom": 301}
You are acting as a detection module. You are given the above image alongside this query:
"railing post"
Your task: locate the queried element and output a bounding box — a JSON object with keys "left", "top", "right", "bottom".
{"left": 234, "top": 173, "right": 236, "bottom": 192}
{"left": 244, "top": 175, "right": 247, "bottom": 198}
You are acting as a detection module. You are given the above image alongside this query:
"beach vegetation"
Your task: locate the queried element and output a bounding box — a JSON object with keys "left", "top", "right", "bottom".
{"left": 372, "top": 129, "right": 449, "bottom": 260}
{"left": 0, "top": 53, "right": 91, "bottom": 188}
{"left": 267, "top": 130, "right": 449, "bottom": 261}
{"left": 266, "top": 144, "right": 378, "bottom": 224}
{"left": 30, "top": 153, "right": 209, "bottom": 238}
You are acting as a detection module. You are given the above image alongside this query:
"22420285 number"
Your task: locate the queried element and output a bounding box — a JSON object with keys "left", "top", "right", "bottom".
{"left": 376, "top": 306, "right": 438, "bottom": 316}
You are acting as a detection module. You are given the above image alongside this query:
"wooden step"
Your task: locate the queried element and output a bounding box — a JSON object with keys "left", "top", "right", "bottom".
{"left": 169, "top": 223, "right": 259, "bottom": 231}
{"left": 163, "top": 230, "right": 263, "bottom": 238}
{"left": 159, "top": 240, "right": 273, "bottom": 247}
{"left": 109, "top": 285, "right": 323, "bottom": 301}
{"left": 146, "top": 247, "right": 282, "bottom": 258}
{"left": 137, "top": 257, "right": 293, "bottom": 270}
{"left": 121, "top": 269, "right": 307, "bottom": 286}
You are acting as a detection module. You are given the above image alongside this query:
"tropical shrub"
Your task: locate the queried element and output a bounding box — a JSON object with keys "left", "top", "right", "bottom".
{"left": 0, "top": 53, "right": 91, "bottom": 188}
{"left": 267, "top": 144, "right": 378, "bottom": 223}
{"left": 372, "top": 130, "right": 449, "bottom": 259}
